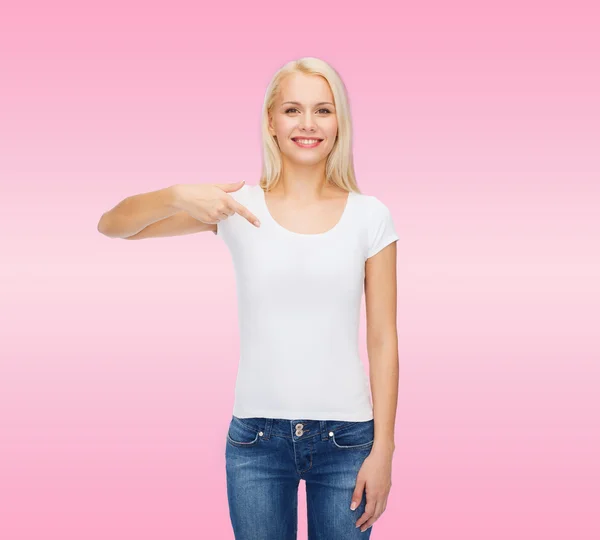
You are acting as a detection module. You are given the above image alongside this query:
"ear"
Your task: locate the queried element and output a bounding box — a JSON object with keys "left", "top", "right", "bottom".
{"left": 268, "top": 115, "right": 276, "bottom": 137}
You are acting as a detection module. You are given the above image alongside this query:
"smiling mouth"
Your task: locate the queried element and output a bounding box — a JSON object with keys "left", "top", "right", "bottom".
{"left": 292, "top": 138, "right": 324, "bottom": 148}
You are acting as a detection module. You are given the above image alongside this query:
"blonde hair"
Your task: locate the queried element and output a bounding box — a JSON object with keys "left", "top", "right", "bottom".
{"left": 258, "top": 57, "right": 361, "bottom": 194}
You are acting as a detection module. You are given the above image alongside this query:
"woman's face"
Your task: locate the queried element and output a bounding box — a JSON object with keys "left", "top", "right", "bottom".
{"left": 268, "top": 72, "right": 338, "bottom": 166}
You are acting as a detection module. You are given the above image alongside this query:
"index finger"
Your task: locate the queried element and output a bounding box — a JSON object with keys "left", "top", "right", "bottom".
{"left": 231, "top": 200, "right": 261, "bottom": 227}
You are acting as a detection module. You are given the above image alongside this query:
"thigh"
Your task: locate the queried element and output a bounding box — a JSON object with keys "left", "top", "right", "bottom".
{"left": 225, "top": 416, "right": 299, "bottom": 540}
{"left": 305, "top": 420, "right": 375, "bottom": 540}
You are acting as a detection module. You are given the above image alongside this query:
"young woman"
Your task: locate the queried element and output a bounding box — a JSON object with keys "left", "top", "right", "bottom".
{"left": 98, "top": 57, "right": 399, "bottom": 539}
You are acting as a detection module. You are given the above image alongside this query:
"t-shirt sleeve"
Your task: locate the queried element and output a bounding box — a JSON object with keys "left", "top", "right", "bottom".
{"left": 366, "top": 197, "right": 399, "bottom": 259}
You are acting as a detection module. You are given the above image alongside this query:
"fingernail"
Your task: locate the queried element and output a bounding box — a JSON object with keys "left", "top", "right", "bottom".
{"left": 350, "top": 502, "right": 357, "bottom": 510}
{"left": 254, "top": 220, "right": 261, "bottom": 226}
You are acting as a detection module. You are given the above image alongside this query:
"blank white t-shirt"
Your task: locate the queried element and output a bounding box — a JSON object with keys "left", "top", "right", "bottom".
{"left": 214, "top": 183, "right": 399, "bottom": 421}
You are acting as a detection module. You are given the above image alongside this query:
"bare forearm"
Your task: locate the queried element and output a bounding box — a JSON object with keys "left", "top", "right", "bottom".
{"left": 368, "top": 339, "right": 399, "bottom": 455}
{"left": 97, "top": 185, "right": 181, "bottom": 238}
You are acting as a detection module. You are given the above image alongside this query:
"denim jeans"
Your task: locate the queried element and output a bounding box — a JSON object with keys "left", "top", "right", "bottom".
{"left": 225, "top": 415, "right": 375, "bottom": 539}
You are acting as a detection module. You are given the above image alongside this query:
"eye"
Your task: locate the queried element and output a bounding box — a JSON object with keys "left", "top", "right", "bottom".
{"left": 284, "top": 107, "right": 332, "bottom": 114}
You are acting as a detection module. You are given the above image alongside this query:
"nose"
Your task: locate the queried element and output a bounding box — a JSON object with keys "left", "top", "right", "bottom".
{"left": 298, "top": 113, "right": 317, "bottom": 132}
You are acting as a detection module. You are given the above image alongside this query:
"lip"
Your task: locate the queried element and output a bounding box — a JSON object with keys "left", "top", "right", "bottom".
{"left": 292, "top": 137, "right": 323, "bottom": 148}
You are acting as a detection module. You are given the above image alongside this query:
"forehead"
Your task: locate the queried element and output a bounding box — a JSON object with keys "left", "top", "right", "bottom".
{"left": 277, "top": 72, "right": 333, "bottom": 104}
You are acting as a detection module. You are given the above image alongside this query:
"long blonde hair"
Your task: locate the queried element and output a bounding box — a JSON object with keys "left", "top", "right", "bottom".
{"left": 258, "top": 57, "right": 361, "bottom": 194}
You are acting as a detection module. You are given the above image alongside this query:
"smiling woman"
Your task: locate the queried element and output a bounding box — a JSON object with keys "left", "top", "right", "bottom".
{"left": 215, "top": 57, "right": 399, "bottom": 538}
{"left": 98, "top": 56, "right": 398, "bottom": 539}
{"left": 264, "top": 70, "right": 342, "bottom": 173}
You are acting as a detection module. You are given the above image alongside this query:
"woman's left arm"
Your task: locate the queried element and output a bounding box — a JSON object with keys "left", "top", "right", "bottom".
{"left": 351, "top": 241, "right": 398, "bottom": 532}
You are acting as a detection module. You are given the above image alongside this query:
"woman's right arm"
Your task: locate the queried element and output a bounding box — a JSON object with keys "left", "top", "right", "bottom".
{"left": 97, "top": 181, "right": 258, "bottom": 239}
{"left": 96, "top": 185, "right": 196, "bottom": 239}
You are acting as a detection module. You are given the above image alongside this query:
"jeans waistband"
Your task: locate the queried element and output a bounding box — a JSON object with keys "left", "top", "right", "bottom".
{"left": 232, "top": 416, "right": 373, "bottom": 441}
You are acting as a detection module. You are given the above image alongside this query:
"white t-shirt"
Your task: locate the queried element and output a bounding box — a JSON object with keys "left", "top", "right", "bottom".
{"left": 214, "top": 183, "right": 399, "bottom": 421}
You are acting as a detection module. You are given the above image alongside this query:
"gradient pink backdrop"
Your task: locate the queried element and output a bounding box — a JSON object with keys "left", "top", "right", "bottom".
{"left": 1, "top": 1, "right": 598, "bottom": 539}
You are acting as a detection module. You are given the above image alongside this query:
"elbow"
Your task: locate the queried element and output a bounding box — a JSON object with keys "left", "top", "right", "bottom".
{"left": 97, "top": 213, "right": 122, "bottom": 238}
{"left": 97, "top": 213, "right": 110, "bottom": 236}
{"left": 97, "top": 213, "right": 114, "bottom": 237}
{"left": 367, "top": 329, "right": 398, "bottom": 350}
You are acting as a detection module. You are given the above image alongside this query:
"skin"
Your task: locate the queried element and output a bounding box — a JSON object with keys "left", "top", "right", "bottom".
{"left": 266, "top": 71, "right": 347, "bottom": 226}
{"left": 269, "top": 72, "right": 398, "bottom": 533}
{"left": 352, "top": 242, "right": 398, "bottom": 532}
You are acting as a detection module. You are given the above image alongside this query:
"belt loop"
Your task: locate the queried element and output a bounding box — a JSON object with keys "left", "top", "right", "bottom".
{"left": 262, "top": 418, "right": 273, "bottom": 440}
{"left": 320, "top": 420, "right": 328, "bottom": 441}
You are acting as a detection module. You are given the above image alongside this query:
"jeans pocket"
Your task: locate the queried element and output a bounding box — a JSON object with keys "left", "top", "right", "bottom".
{"left": 226, "top": 416, "right": 261, "bottom": 448}
{"left": 330, "top": 420, "right": 374, "bottom": 449}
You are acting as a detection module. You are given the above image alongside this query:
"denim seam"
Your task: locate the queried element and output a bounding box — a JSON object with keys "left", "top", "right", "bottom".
{"left": 233, "top": 418, "right": 372, "bottom": 438}
{"left": 330, "top": 433, "right": 374, "bottom": 449}
{"left": 226, "top": 431, "right": 260, "bottom": 447}
{"left": 296, "top": 437, "right": 314, "bottom": 475}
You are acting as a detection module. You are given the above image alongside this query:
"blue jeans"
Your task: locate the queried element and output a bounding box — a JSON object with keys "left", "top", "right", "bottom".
{"left": 225, "top": 415, "right": 375, "bottom": 539}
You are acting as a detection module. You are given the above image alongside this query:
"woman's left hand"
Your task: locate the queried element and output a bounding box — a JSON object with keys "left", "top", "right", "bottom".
{"left": 351, "top": 447, "right": 393, "bottom": 532}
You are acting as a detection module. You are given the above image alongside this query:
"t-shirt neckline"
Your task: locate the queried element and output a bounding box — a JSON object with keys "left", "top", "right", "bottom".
{"left": 259, "top": 186, "right": 354, "bottom": 237}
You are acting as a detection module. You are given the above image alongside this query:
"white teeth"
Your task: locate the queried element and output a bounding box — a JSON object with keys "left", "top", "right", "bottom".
{"left": 295, "top": 139, "right": 321, "bottom": 144}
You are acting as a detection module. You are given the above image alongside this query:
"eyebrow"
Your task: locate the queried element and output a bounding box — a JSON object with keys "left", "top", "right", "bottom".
{"left": 281, "top": 101, "right": 335, "bottom": 107}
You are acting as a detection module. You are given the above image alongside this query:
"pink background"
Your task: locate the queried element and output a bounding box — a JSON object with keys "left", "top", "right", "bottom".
{"left": 1, "top": 1, "right": 598, "bottom": 539}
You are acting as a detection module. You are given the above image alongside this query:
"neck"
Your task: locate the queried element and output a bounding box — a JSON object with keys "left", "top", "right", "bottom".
{"left": 275, "top": 158, "right": 331, "bottom": 199}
